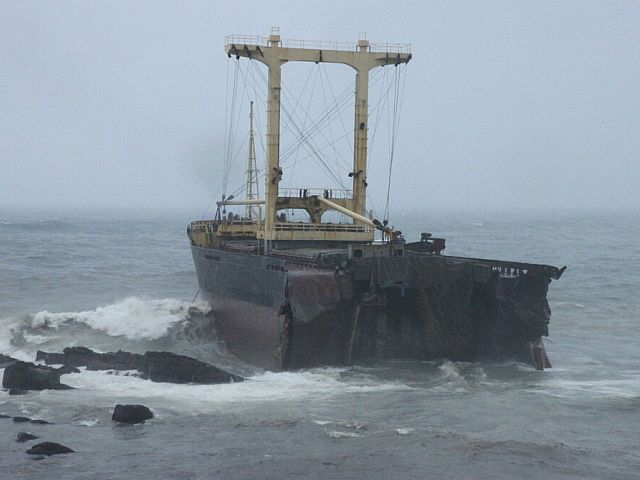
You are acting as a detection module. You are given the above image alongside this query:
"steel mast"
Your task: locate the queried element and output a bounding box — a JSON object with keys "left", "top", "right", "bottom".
{"left": 225, "top": 29, "right": 411, "bottom": 251}
{"left": 245, "top": 101, "right": 260, "bottom": 219}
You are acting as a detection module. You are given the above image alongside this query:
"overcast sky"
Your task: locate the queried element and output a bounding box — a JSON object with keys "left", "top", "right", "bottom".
{"left": 1, "top": 0, "right": 638, "bottom": 213}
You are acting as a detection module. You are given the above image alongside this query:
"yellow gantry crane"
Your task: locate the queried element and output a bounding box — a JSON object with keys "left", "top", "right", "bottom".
{"left": 219, "top": 29, "right": 411, "bottom": 251}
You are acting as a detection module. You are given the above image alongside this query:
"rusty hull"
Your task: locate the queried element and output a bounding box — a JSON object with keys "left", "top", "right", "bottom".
{"left": 192, "top": 243, "right": 564, "bottom": 371}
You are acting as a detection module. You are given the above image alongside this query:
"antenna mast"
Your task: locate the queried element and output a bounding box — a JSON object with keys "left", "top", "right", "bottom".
{"left": 245, "top": 101, "right": 260, "bottom": 218}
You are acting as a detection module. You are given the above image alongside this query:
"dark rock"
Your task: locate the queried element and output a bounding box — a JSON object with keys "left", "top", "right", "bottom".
{"left": 112, "top": 404, "right": 154, "bottom": 424}
{"left": 16, "top": 432, "right": 39, "bottom": 443}
{"left": 26, "top": 442, "right": 74, "bottom": 456}
{"left": 13, "top": 416, "right": 31, "bottom": 423}
{"left": 62, "top": 346, "right": 103, "bottom": 369}
{"left": 57, "top": 365, "right": 81, "bottom": 375}
{"left": 63, "top": 347, "right": 144, "bottom": 371}
{"left": 106, "top": 370, "right": 141, "bottom": 377}
{"left": 187, "top": 306, "right": 204, "bottom": 317}
{"left": 0, "top": 354, "right": 18, "bottom": 368}
{"left": 9, "top": 388, "right": 27, "bottom": 395}
{"left": 2, "top": 361, "right": 73, "bottom": 391}
{"left": 35, "top": 351, "right": 65, "bottom": 365}
{"left": 142, "top": 351, "right": 243, "bottom": 384}
{"left": 26, "top": 346, "right": 241, "bottom": 387}
{"left": 30, "top": 419, "right": 52, "bottom": 425}
{"left": 0, "top": 413, "right": 11, "bottom": 418}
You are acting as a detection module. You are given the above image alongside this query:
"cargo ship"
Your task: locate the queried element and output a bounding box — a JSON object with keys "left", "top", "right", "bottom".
{"left": 188, "top": 30, "right": 565, "bottom": 371}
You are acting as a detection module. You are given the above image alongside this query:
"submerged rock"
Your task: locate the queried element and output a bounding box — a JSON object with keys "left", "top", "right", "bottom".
{"left": 2, "top": 361, "right": 73, "bottom": 391}
{"left": 63, "top": 347, "right": 144, "bottom": 371}
{"left": 325, "top": 430, "right": 363, "bottom": 439}
{"left": 16, "top": 432, "right": 39, "bottom": 443}
{"left": 141, "top": 351, "right": 243, "bottom": 384}
{"left": 30, "top": 419, "right": 52, "bottom": 425}
{"left": 0, "top": 414, "right": 11, "bottom": 419}
{"left": 57, "top": 365, "right": 81, "bottom": 375}
{"left": 11, "top": 416, "right": 52, "bottom": 424}
{"left": 26, "top": 442, "right": 74, "bottom": 456}
{"left": 112, "top": 404, "right": 154, "bottom": 424}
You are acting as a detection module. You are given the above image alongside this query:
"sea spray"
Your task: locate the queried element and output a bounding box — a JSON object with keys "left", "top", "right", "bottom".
{"left": 29, "top": 297, "right": 211, "bottom": 340}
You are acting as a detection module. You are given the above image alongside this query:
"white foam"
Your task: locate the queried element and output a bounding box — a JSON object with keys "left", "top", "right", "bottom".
{"left": 325, "top": 430, "right": 362, "bottom": 439}
{"left": 0, "top": 316, "right": 24, "bottom": 353}
{"left": 21, "top": 333, "right": 50, "bottom": 345}
{"left": 313, "top": 420, "right": 333, "bottom": 426}
{"left": 0, "top": 344, "right": 33, "bottom": 362}
{"left": 312, "top": 419, "right": 368, "bottom": 430}
{"left": 542, "top": 375, "right": 640, "bottom": 399}
{"left": 438, "top": 361, "right": 465, "bottom": 381}
{"left": 57, "top": 367, "right": 411, "bottom": 412}
{"left": 429, "top": 361, "right": 487, "bottom": 394}
{"left": 395, "top": 427, "right": 415, "bottom": 435}
{"left": 72, "top": 419, "right": 99, "bottom": 427}
{"left": 29, "top": 297, "right": 211, "bottom": 340}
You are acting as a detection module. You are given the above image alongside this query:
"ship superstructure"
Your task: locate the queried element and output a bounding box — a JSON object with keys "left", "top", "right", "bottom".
{"left": 190, "top": 29, "right": 411, "bottom": 250}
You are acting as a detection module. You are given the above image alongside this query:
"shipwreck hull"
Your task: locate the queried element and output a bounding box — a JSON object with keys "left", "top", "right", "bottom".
{"left": 191, "top": 244, "right": 562, "bottom": 371}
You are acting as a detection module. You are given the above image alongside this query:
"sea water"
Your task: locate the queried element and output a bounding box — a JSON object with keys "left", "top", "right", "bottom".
{"left": 0, "top": 207, "right": 638, "bottom": 479}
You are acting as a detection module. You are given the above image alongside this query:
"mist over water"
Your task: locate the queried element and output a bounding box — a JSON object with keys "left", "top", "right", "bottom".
{"left": 1, "top": 207, "right": 638, "bottom": 479}
{"left": 1, "top": 2, "right": 639, "bottom": 213}
{"left": 1, "top": 2, "right": 638, "bottom": 476}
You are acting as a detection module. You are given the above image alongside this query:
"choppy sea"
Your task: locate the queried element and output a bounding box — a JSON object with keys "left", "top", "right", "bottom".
{"left": 0, "top": 207, "right": 638, "bottom": 479}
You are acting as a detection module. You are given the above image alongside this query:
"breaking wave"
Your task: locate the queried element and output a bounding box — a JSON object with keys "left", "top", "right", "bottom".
{"left": 28, "top": 297, "right": 210, "bottom": 341}
{"left": 0, "top": 297, "right": 215, "bottom": 364}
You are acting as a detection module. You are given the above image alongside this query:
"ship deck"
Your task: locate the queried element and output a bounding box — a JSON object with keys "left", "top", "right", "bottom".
{"left": 214, "top": 239, "right": 565, "bottom": 279}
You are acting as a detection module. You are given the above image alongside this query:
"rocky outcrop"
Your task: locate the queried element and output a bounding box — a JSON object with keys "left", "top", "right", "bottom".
{"left": 26, "top": 347, "right": 243, "bottom": 385}
{"left": 26, "top": 442, "right": 74, "bottom": 456}
{"left": 62, "top": 347, "right": 144, "bottom": 371}
{"left": 0, "top": 354, "right": 17, "bottom": 368}
{"left": 37, "top": 347, "right": 141, "bottom": 371}
{"left": 112, "top": 404, "right": 154, "bottom": 424}
{"left": 141, "top": 351, "right": 243, "bottom": 384}
{"left": 2, "top": 361, "right": 73, "bottom": 391}
{"left": 16, "top": 432, "right": 39, "bottom": 443}
{"left": 35, "top": 351, "right": 65, "bottom": 365}
{"left": 57, "top": 365, "right": 81, "bottom": 375}
{"left": 4, "top": 413, "right": 51, "bottom": 424}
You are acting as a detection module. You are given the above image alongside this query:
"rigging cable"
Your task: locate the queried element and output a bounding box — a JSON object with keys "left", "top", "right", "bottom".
{"left": 383, "top": 65, "right": 408, "bottom": 222}
{"left": 278, "top": 77, "right": 352, "bottom": 162}
{"left": 250, "top": 63, "right": 349, "bottom": 190}
{"left": 286, "top": 64, "right": 321, "bottom": 189}
{"left": 223, "top": 59, "right": 242, "bottom": 197}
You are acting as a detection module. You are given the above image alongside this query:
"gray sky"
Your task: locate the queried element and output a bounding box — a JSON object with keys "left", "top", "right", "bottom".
{"left": 1, "top": 0, "right": 638, "bottom": 213}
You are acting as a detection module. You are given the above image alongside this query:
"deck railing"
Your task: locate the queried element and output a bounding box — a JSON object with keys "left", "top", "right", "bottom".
{"left": 274, "top": 222, "right": 372, "bottom": 233}
{"left": 224, "top": 35, "right": 411, "bottom": 54}
{"left": 278, "top": 187, "right": 352, "bottom": 199}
